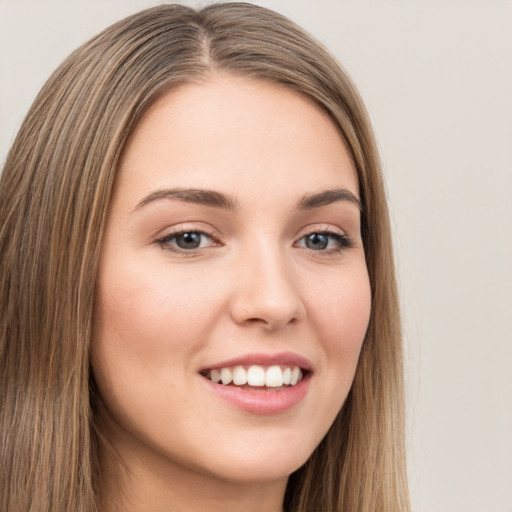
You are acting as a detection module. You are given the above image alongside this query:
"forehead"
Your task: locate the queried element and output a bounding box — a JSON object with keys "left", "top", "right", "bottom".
{"left": 116, "top": 74, "right": 358, "bottom": 205}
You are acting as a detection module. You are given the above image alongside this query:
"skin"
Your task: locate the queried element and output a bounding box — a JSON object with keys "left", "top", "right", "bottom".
{"left": 92, "top": 74, "right": 372, "bottom": 512}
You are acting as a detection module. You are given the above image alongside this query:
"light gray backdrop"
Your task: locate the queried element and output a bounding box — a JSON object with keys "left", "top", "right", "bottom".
{"left": 1, "top": 1, "right": 511, "bottom": 511}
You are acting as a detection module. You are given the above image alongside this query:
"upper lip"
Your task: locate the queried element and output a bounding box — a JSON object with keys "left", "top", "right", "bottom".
{"left": 201, "top": 352, "right": 314, "bottom": 372}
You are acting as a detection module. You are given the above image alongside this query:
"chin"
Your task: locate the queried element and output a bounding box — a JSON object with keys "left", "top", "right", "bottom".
{"left": 192, "top": 436, "right": 315, "bottom": 485}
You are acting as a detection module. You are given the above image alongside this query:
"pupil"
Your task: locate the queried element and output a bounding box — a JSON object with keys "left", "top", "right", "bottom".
{"left": 177, "top": 232, "right": 201, "bottom": 249}
{"left": 306, "top": 233, "right": 328, "bottom": 250}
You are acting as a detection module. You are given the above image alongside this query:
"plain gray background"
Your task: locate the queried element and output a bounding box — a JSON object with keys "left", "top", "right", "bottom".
{"left": 1, "top": 1, "right": 511, "bottom": 511}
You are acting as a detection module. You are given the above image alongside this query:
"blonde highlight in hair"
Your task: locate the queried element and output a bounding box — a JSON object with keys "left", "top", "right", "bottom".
{"left": 0, "top": 4, "right": 409, "bottom": 511}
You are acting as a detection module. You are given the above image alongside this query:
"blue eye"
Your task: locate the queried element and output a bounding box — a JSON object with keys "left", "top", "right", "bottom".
{"left": 297, "top": 231, "right": 353, "bottom": 251}
{"left": 158, "top": 231, "right": 214, "bottom": 251}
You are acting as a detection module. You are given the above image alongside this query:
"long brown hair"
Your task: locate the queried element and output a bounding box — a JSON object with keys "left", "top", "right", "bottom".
{"left": 0, "top": 3, "right": 409, "bottom": 511}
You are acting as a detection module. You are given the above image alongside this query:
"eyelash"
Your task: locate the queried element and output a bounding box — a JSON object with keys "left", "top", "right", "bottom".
{"left": 155, "top": 227, "right": 354, "bottom": 255}
{"left": 296, "top": 229, "right": 354, "bottom": 253}
{"left": 155, "top": 228, "right": 219, "bottom": 256}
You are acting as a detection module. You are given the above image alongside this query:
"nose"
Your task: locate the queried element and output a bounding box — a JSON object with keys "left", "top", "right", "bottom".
{"left": 229, "top": 243, "right": 305, "bottom": 331}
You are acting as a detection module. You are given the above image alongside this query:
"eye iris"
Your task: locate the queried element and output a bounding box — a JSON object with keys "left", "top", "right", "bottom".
{"left": 306, "top": 233, "right": 328, "bottom": 250}
{"left": 176, "top": 232, "right": 202, "bottom": 249}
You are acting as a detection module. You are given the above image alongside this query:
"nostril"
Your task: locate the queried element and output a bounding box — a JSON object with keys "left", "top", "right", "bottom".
{"left": 241, "top": 315, "right": 299, "bottom": 330}
{"left": 246, "top": 317, "right": 268, "bottom": 324}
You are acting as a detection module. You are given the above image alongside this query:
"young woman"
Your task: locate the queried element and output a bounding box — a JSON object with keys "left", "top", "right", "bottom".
{"left": 0, "top": 3, "right": 409, "bottom": 511}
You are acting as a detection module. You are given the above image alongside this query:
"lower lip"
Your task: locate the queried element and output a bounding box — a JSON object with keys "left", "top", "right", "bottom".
{"left": 202, "top": 374, "right": 311, "bottom": 415}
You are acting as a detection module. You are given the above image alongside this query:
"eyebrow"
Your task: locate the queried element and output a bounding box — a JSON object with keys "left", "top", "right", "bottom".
{"left": 133, "top": 188, "right": 240, "bottom": 212}
{"left": 133, "top": 187, "right": 361, "bottom": 212}
{"left": 295, "top": 188, "right": 362, "bottom": 211}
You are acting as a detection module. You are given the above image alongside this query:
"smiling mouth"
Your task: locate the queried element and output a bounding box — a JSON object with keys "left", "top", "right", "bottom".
{"left": 200, "top": 364, "right": 305, "bottom": 389}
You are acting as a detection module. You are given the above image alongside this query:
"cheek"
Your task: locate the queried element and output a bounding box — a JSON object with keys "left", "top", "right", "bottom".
{"left": 90, "top": 263, "right": 224, "bottom": 443}
{"left": 90, "top": 262, "right": 221, "bottom": 407}
{"left": 309, "top": 265, "right": 371, "bottom": 348}
{"left": 95, "top": 262, "right": 217, "bottom": 351}
{"left": 306, "top": 265, "right": 372, "bottom": 398}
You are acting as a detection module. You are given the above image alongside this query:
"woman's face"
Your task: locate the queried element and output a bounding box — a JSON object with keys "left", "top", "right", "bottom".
{"left": 92, "top": 75, "right": 371, "bottom": 487}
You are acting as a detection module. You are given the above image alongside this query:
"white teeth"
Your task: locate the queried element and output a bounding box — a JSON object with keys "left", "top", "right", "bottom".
{"left": 247, "top": 365, "right": 266, "bottom": 386}
{"left": 210, "top": 369, "right": 221, "bottom": 383}
{"left": 220, "top": 368, "right": 232, "bottom": 385}
{"left": 290, "top": 367, "right": 301, "bottom": 386}
{"left": 206, "top": 364, "right": 305, "bottom": 388}
{"left": 265, "top": 365, "right": 284, "bottom": 387}
{"left": 232, "top": 365, "right": 248, "bottom": 385}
